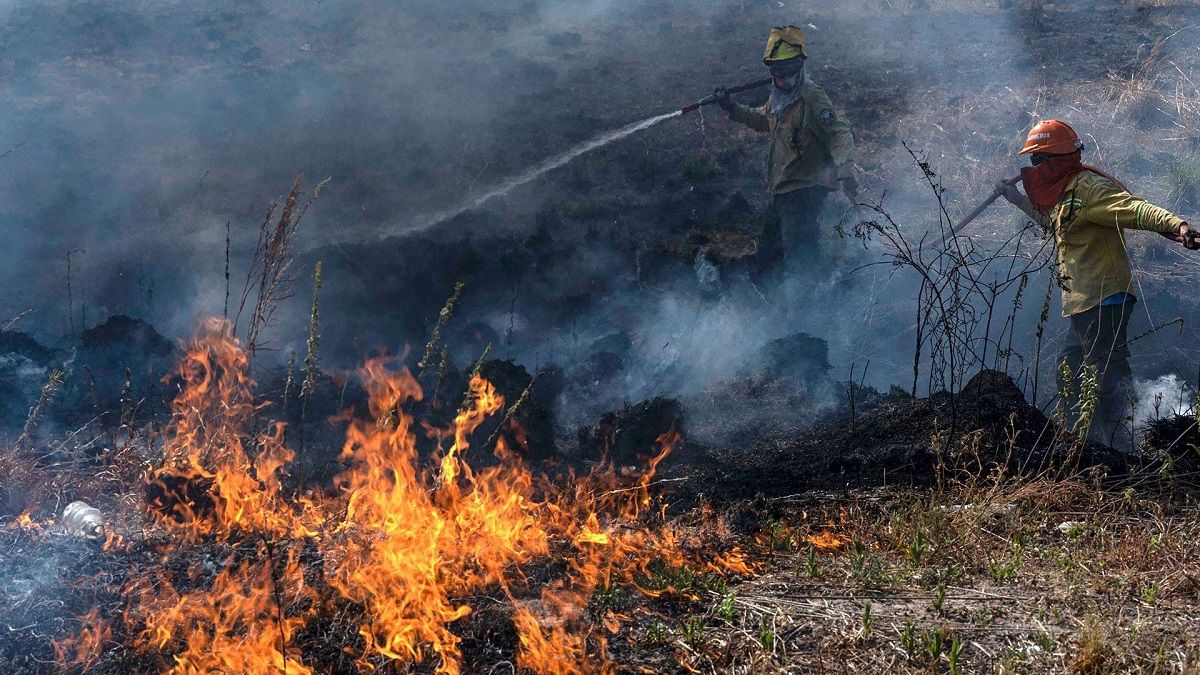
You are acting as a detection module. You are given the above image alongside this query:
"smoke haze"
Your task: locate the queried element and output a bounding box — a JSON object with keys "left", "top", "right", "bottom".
{"left": 3, "top": 0, "right": 1199, "bottom": 435}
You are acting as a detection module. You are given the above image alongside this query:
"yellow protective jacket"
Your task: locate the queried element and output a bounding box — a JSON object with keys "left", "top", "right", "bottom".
{"left": 728, "top": 80, "right": 854, "bottom": 195}
{"left": 1038, "top": 171, "right": 1184, "bottom": 317}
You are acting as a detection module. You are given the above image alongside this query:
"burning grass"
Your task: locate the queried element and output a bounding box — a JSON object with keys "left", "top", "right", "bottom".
{"left": 2, "top": 318, "right": 751, "bottom": 674}
{"left": 2, "top": 318, "right": 1199, "bottom": 673}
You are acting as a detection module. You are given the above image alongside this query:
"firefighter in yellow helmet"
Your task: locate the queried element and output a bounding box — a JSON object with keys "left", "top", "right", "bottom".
{"left": 997, "top": 119, "right": 1198, "bottom": 443}
{"left": 714, "top": 26, "right": 857, "bottom": 278}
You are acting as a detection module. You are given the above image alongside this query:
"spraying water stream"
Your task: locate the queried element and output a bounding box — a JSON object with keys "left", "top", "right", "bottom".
{"left": 389, "top": 110, "right": 683, "bottom": 236}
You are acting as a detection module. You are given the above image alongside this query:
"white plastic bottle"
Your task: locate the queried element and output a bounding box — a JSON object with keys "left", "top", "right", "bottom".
{"left": 61, "top": 501, "right": 105, "bottom": 539}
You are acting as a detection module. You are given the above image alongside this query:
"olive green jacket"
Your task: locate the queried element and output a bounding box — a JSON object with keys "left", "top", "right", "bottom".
{"left": 728, "top": 80, "right": 854, "bottom": 195}
{"left": 1039, "top": 171, "right": 1184, "bottom": 317}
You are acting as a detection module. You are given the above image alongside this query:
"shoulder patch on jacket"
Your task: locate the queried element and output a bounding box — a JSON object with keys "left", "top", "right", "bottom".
{"left": 800, "top": 81, "right": 840, "bottom": 126}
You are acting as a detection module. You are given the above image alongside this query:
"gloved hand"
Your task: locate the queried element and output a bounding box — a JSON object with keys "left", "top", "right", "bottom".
{"left": 840, "top": 174, "right": 859, "bottom": 202}
{"left": 996, "top": 179, "right": 1023, "bottom": 205}
{"left": 712, "top": 86, "right": 734, "bottom": 113}
{"left": 1178, "top": 223, "right": 1199, "bottom": 250}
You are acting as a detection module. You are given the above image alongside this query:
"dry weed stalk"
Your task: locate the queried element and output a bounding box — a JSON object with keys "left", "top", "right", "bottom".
{"left": 483, "top": 373, "right": 540, "bottom": 454}
{"left": 297, "top": 261, "right": 323, "bottom": 469}
{"left": 234, "top": 175, "right": 330, "bottom": 356}
{"left": 419, "top": 281, "right": 465, "bottom": 373}
{"left": 223, "top": 220, "right": 231, "bottom": 319}
{"left": 16, "top": 369, "right": 63, "bottom": 450}
{"left": 301, "top": 261, "right": 323, "bottom": 406}
{"left": 458, "top": 343, "right": 492, "bottom": 413}
{"left": 845, "top": 146, "right": 1055, "bottom": 457}
{"left": 281, "top": 351, "right": 297, "bottom": 418}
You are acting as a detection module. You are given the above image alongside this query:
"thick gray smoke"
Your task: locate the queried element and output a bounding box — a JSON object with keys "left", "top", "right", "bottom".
{"left": 0, "top": 0, "right": 610, "bottom": 339}
{"left": 3, "top": 0, "right": 1198, "bottom": 439}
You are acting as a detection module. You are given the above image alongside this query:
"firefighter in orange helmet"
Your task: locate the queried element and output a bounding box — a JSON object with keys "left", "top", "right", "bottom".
{"left": 997, "top": 119, "right": 1197, "bottom": 443}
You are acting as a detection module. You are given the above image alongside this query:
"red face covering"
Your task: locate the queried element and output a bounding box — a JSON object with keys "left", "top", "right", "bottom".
{"left": 1021, "top": 151, "right": 1126, "bottom": 212}
{"left": 1021, "top": 152, "right": 1085, "bottom": 212}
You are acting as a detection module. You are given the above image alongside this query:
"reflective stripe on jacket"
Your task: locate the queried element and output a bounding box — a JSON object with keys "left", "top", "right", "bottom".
{"left": 1040, "top": 171, "right": 1183, "bottom": 317}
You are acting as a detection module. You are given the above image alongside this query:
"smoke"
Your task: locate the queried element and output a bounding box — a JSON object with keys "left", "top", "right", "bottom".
{"left": 1134, "top": 374, "right": 1197, "bottom": 425}
{"left": 387, "top": 111, "right": 684, "bottom": 238}
{"left": 0, "top": 0, "right": 606, "bottom": 340}
{"left": 3, "top": 0, "right": 1199, "bottom": 443}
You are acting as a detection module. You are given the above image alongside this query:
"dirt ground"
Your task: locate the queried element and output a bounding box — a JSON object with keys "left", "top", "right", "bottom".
{"left": 612, "top": 476, "right": 1200, "bottom": 674}
{"left": 4, "top": 1, "right": 1200, "bottom": 674}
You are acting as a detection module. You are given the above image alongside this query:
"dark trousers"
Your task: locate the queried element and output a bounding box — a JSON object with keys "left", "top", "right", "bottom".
{"left": 1058, "top": 301, "right": 1134, "bottom": 444}
{"left": 756, "top": 186, "right": 830, "bottom": 280}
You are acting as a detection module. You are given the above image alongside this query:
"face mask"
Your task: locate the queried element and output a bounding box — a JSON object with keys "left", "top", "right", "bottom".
{"left": 768, "top": 69, "right": 805, "bottom": 117}
{"left": 1021, "top": 152, "right": 1085, "bottom": 211}
{"left": 773, "top": 70, "right": 802, "bottom": 88}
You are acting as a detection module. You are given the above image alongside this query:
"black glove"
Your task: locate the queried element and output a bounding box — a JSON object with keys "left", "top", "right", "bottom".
{"left": 996, "top": 180, "right": 1022, "bottom": 205}
{"left": 712, "top": 86, "right": 734, "bottom": 113}
{"left": 1181, "top": 223, "right": 1199, "bottom": 250}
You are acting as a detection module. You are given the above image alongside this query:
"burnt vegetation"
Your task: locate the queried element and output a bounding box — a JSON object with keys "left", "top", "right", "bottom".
{"left": 2, "top": 0, "right": 1200, "bottom": 673}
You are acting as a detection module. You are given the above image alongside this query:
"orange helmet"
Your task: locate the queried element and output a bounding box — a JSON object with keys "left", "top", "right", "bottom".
{"left": 1019, "top": 119, "right": 1084, "bottom": 155}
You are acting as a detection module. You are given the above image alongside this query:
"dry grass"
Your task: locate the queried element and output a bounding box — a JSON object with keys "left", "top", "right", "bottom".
{"left": 660, "top": 460, "right": 1200, "bottom": 673}
{"left": 233, "top": 175, "right": 329, "bottom": 357}
{"left": 8, "top": 406, "right": 1200, "bottom": 673}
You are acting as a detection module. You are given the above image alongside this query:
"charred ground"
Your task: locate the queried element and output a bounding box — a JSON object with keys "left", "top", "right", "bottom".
{"left": 3, "top": 0, "right": 1200, "bottom": 673}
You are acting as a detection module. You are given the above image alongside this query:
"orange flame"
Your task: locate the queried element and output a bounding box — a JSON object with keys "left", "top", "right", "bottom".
{"left": 52, "top": 607, "right": 111, "bottom": 672}
{"left": 320, "top": 369, "right": 539, "bottom": 673}
{"left": 6, "top": 509, "right": 40, "bottom": 532}
{"left": 807, "top": 530, "right": 849, "bottom": 551}
{"left": 51, "top": 320, "right": 745, "bottom": 674}
{"left": 148, "top": 318, "right": 313, "bottom": 538}
{"left": 127, "top": 543, "right": 314, "bottom": 674}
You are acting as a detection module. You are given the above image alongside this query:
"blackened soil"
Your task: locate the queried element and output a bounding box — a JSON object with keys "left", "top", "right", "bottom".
{"left": 667, "top": 369, "right": 1130, "bottom": 507}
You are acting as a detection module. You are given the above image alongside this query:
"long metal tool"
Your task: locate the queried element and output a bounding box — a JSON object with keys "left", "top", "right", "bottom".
{"left": 681, "top": 77, "right": 773, "bottom": 115}
{"left": 955, "top": 174, "right": 1023, "bottom": 233}
{"left": 919, "top": 174, "right": 1022, "bottom": 252}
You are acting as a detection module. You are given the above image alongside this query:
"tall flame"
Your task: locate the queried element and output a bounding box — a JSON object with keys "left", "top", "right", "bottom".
{"left": 52, "top": 321, "right": 747, "bottom": 674}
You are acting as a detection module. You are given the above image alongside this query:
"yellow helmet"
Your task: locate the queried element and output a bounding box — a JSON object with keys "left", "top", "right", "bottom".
{"left": 763, "top": 26, "right": 807, "bottom": 66}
